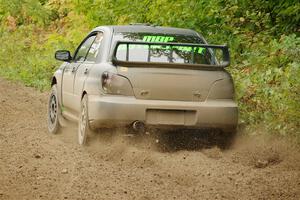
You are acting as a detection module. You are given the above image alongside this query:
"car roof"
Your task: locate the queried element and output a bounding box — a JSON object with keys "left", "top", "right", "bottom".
{"left": 92, "top": 25, "right": 200, "bottom": 36}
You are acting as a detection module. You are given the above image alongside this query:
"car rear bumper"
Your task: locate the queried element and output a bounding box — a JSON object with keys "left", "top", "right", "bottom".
{"left": 88, "top": 95, "right": 238, "bottom": 132}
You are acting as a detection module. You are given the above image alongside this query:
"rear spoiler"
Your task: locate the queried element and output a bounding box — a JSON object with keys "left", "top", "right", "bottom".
{"left": 112, "top": 41, "right": 230, "bottom": 69}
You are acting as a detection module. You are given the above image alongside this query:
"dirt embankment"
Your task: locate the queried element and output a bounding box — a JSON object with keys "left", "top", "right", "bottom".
{"left": 0, "top": 77, "right": 299, "bottom": 200}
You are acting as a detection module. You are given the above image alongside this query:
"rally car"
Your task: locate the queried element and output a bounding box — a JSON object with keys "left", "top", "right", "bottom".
{"left": 47, "top": 24, "right": 238, "bottom": 145}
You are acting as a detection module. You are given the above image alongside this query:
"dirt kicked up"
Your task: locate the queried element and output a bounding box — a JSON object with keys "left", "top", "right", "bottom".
{"left": 0, "top": 77, "right": 299, "bottom": 200}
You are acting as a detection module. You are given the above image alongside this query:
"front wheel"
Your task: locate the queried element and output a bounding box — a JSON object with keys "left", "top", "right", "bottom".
{"left": 47, "top": 85, "right": 61, "bottom": 134}
{"left": 78, "top": 94, "right": 93, "bottom": 145}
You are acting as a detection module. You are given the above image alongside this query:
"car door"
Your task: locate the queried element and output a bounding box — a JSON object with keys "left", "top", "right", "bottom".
{"left": 73, "top": 32, "right": 104, "bottom": 112}
{"left": 62, "top": 34, "right": 96, "bottom": 112}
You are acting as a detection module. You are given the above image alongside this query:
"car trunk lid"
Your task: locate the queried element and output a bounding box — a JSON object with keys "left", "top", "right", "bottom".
{"left": 117, "top": 66, "right": 223, "bottom": 101}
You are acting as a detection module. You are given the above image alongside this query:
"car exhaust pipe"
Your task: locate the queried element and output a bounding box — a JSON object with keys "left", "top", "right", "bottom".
{"left": 132, "top": 121, "right": 145, "bottom": 132}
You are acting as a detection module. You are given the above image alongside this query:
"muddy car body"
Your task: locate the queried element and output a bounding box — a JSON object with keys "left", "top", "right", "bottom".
{"left": 47, "top": 25, "right": 238, "bottom": 145}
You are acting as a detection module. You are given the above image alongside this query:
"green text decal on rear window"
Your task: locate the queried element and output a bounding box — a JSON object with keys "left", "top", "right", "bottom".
{"left": 142, "top": 35, "right": 174, "bottom": 43}
{"left": 141, "top": 35, "right": 205, "bottom": 54}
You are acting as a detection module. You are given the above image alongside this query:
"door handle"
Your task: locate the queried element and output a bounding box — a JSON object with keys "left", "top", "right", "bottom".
{"left": 71, "top": 67, "right": 76, "bottom": 73}
{"left": 84, "top": 68, "right": 89, "bottom": 74}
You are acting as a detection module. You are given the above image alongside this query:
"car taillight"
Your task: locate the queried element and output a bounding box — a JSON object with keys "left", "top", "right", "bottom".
{"left": 101, "top": 71, "right": 134, "bottom": 96}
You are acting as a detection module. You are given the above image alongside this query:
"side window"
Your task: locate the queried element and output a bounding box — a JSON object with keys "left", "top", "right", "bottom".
{"left": 73, "top": 35, "right": 96, "bottom": 62}
{"left": 86, "top": 32, "right": 104, "bottom": 62}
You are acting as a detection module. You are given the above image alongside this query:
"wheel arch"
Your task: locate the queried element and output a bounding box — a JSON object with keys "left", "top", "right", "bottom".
{"left": 50, "top": 74, "right": 63, "bottom": 107}
{"left": 51, "top": 76, "right": 57, "bottom": 86}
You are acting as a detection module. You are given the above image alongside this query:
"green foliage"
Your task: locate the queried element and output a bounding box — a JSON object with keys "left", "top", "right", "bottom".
{"left": 0, "top": 25, "right": 75, "bottom": 90}
{"left": 237, "top": 0, "right": 300, "bottom": 34}
{"left": 0, "top": 0, "right": 51, "bottom": 25}
{"left": 231, "top": 34, "right": 300, "bottom": 137}
{"left": 0, "top": 0, "right": 299, "bottom": 139}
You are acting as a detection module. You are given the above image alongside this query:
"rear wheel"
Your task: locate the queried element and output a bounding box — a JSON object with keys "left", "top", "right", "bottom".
{"left": 47, "top": 85, "right": 61, "bottom": 134}
{"left": 78, "top": 94, "right": 92, "bottom": 145}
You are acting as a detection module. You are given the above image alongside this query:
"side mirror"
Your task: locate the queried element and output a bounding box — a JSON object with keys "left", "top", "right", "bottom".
{"left": 55, "top": 50, "right": 72, "bottom": 62}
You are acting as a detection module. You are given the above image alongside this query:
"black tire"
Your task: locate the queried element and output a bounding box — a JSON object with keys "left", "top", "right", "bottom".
{"left": 78, "top": 94, "right": 92, "bottom": 145}
{"left": 47, "top": 85, "right": 61, "bottom": 134}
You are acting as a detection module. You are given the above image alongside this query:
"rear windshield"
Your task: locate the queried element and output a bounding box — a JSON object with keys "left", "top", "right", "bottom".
{"left": 113, "top": 32, "right": 215, "bottom": 65}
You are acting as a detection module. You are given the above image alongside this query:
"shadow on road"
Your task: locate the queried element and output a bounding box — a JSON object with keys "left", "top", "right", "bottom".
{"left": 153, "top": 129, "right": 236, "bottom": 152}
{"left": 118, "top": 128, "right": 237, "bottom": 152}
{"left": 59, "top": 125, "right": 237, "bottom": 153}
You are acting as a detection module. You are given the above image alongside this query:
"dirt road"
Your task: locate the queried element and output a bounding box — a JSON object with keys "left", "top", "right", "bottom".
{"left": 0, "top": 78, "right": 299, "bottom": 200}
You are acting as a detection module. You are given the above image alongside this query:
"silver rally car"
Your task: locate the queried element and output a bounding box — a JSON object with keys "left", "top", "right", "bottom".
{"left": 47, "top": 24, "right": 238, "bottom": 145}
